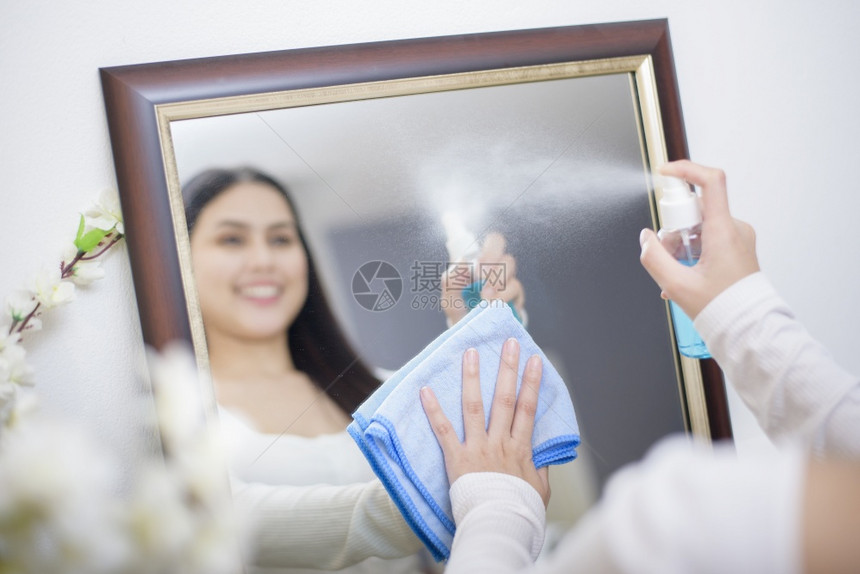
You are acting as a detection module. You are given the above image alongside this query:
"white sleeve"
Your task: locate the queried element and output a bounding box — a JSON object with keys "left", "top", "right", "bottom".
{"left": 695, "top": 272, "right": 860, "bottom": 456}
{"left": 231, "top": 478, "right": 423, "bottom": 570}
{"left": 446, "top": 472, "right": 546, "bottom": 573}
{"left": 446, "top": 438, "right": 806, "bottom": 574}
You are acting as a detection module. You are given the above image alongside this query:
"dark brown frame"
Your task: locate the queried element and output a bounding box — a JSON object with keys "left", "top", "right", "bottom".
{"left": 100, "top": 18, "right": 732, "bottom": 440}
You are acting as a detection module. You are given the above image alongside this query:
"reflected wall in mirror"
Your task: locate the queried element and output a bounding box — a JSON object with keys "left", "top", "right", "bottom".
{"left": 101, "top": 19, "right": 732, "bottom": 572}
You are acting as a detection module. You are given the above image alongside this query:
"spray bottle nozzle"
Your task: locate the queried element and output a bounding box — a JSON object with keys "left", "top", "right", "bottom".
{"left": 660, "top": 176, "right": 692, "bottom": 201}
{"left": 657, "top": 176, "right": 701, "bottom": 232}
{"left": 442, "top": 211, "right": 480, "bottom": 263}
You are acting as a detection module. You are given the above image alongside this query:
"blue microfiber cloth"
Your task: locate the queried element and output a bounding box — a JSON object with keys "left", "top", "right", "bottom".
{"left": 348, "top": 300, "right": 580, "bottom": 561}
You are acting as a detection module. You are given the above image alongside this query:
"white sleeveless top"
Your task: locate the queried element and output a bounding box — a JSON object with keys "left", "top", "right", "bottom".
{"left": 219, "top": 406, "right": 376, "bottom": 486}
{"left": 218, "top": 407, "right": 430, "bottom": 574}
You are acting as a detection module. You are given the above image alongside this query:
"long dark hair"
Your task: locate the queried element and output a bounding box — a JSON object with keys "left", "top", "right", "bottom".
{"left": 183, "top": 167, "right": 380, "bottom": 414}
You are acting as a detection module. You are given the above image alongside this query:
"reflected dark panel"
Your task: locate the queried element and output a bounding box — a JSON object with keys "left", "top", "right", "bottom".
{"left": 326, "top": 213, "right": 449, "bottom": 368}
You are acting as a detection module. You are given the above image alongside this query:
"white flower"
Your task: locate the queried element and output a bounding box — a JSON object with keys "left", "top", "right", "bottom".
{"left": 5, "top": 289, "right": 37, "bottom": 323}
{"left": 125, "top": 466, "right": 196, "bottom": 568}
{"left": 62, "top": 243, "right": 78, "bottom": 261}
{"left": 0, "top": 329, "right": 22, "bottom": 352}
{"left": 1, "top": 389, "right": 38, "bottom": 429}
{"left": 0, "top": 314, "right": 28, "bottom": 429}
{"left": 0, "top": 336, "right": 34, "bottom": 427}
{"left": 182, "top": 496, "right": 245, "bottom": 574}
{"left": 68, "top": 260, "right": 105, "bottom": 286}
{"left": 124, "top": 462, "right": 241, "bottom": 574}
{"left": 0, "top": 417, "right": 128, "bottom": 573}
{"left": 0, "top": 379, "right": 18, "bottom": 426}
{"left": 31, "top": 267, "right": 76, "bottom": 309}
{"left": 137, "top": 343, "right": 245, "bottom": 573}
{"left": 85, "top": 187, "right": 124, "bottom": 235}
{"left": 0, "top": 339, "right": 34, "bottom": 387}
{"left": 146, "top": 343, "right": 208, "bottom": 449}
{"left": 60, "top": 244, "right": 104, "bottom": 285}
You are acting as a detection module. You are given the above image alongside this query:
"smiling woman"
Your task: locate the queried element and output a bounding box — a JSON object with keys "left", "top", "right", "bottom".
{"left": 183, "top": 168, "right": 380, "bottom": 416}
{"left": 190, "top": 183, "right": 309, "bottom": 347}
{"left": 180, "top": 166, "right": 435, "bottom": 572}
{"left": 187, "top": 176, "right": 344, "bottom": 438}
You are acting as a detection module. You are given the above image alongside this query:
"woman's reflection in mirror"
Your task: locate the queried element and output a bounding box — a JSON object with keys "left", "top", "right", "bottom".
{"left": 184, "top": 167, "right": 435, "bottom": 572}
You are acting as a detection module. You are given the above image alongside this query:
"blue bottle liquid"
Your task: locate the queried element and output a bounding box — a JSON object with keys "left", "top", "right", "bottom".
{"left": 658, "top": 177, "right": 711, "bottom": 359}
{"left": 667, "top": 272, "right": 711, "bottom": 358}
{"left": 669, "top": 301, "right": 707, "bottom": 357}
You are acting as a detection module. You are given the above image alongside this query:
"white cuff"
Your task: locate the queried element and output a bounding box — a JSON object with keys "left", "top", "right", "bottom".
{"left": 450, "top": 472, "right": 546, "bottom": 560}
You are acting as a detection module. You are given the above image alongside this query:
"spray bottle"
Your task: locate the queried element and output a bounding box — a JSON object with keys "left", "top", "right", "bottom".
{"left": 441, "top": 212, "right": 523, "bottom": 324}
{"left": 657, "top": 177, "right": 711, "bottom": 359}
{"left": 442, "top": 212, "right": 481, "bottom": 269}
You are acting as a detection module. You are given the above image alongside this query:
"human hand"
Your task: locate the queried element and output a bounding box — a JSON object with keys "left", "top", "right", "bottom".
{"left": 419, "top": 338, "right": 550, "bottom": 506}
{"left": 639, "top": 160, "right": 760, "bottom": 319}
{"left": 441, "top": 232, "right": 526, "bottom": 326}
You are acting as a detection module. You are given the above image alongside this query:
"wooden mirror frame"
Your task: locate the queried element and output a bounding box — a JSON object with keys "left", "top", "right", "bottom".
{"left": 100, "top": 18, "right": 732, "bottom": 440}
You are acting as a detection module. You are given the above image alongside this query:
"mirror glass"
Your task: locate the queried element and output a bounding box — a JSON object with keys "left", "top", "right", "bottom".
{"left": 169, "top": 70, "right": 686, "bottom": 547}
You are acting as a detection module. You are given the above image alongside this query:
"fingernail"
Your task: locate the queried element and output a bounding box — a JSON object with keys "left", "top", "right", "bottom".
{"left": 526, "top": 354, "right": 541, "bottom": 373}
{"left": 465, "top": 348, "right": 478, "bottom": 372}
{"left": 419, "top": 386, "right": 431, "bottom": 400}
{"left": 639, "top": 228, "right": 650, "bottom": 248}
{"left": 504, "top": 337, "right": 519, "bottom": 356}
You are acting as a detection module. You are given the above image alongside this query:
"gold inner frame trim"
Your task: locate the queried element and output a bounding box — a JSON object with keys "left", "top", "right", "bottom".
{"left": 155, "top": 54, "right": 711, "bottom": 439}
{"left": 630, "top": 57, "right": 710, "bottom": 440}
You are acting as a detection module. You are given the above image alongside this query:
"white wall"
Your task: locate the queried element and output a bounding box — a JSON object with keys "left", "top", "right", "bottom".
{"left": 3, "top": 0, "right": 859, "bottom": 470}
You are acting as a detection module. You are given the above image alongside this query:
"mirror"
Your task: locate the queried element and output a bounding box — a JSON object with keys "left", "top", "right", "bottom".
{"left": 102, "top": 19, "right": 731, "bottom": 570}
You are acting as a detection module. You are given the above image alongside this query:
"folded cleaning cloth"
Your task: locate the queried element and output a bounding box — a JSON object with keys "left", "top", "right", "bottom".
{"left": 348, "top": 300, "right": 580, "bottom": 561}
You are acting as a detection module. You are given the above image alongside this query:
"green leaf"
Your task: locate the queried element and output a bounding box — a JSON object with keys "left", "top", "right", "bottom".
{"left": 75, "top": 214, "right": 86, "bottom": 243}
{"left": 74, "top": 227, "right": 109, "bottom": 253}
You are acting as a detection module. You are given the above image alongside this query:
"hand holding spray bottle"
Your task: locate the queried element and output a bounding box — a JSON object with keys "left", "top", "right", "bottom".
{"left": 657, "top": 176, "right": 711, "bottom": 359}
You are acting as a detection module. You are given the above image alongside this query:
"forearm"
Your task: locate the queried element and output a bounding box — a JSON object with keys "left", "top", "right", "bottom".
{"left": 447, "top": 440, "right": 806, "bottom": 574}
{"left": 695, "top": 272, "right": 860, "bottom": 456}
{"left": 568, "top": 439, "right": 804, "bottom": 574}
{"left": 231, "top": 478, "right": 422, "bottom": 569}
{"left": 448, "top": 474, "right": 620, "bottom": 574}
